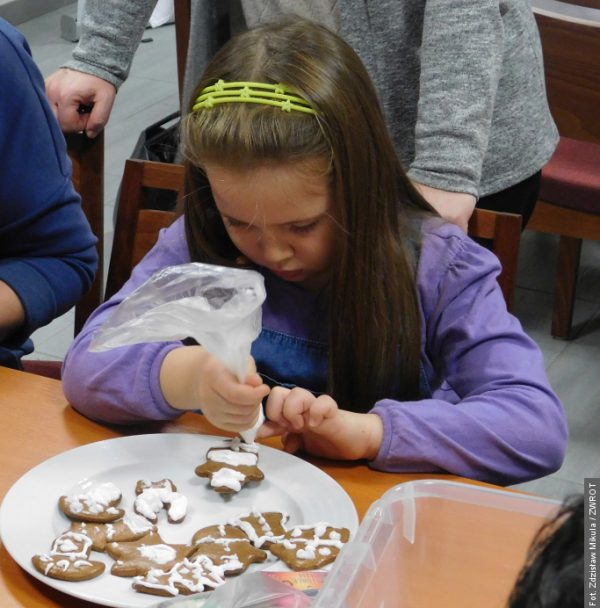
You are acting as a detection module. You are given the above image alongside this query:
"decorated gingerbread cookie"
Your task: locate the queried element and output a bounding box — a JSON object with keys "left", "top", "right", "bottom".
{"left": 190, "top": 523, "right": 267, "bottom": 574}
{"left": 194, "top": 442, "right": 264, "bottom": 494}
{"left": 134, "top": 479, "right": 188, "bottom": 524}
{"left": 31, "top": 531, "right": 105, "bottom": 581}
{"left": 59, "top": 482, "right": 124, "bottom": 523}
{"left": 70, "top": 512, "right": 156, "bottom": 551}
{"left": 132, "top": 555, "right": 227, "bottom": 597}
{"left": 229, "top": 509, "right": 289, "bottom": 549}
{"left": 106, "top": 532, "right": 193, "bottom": 577}
{"left": 269, "top": 523, "right": 350, "bottom": 571}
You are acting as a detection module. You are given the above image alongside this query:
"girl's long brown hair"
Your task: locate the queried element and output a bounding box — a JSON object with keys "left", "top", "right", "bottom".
{"left": 180, "top": 19, "right": 435, "bottom": 412}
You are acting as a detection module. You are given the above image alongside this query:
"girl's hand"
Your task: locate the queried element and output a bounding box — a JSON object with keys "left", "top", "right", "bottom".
{"left": 160, "top": 345, "right": 270, "bottom": 432}
{"left": 258, "top": 387, "right": 383, "bottom": 461}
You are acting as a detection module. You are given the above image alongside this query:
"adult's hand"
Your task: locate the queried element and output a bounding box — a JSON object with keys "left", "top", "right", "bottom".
{"left": 414, "top": 182, "right": 476, "bottom": 232}
{"left": 45, "top": 68, "right": 116, "bottom": 138}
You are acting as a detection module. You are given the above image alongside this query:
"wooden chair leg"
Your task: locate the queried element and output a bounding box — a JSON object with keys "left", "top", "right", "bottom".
{"left": 551, "top": 235, "right": 582, "bottom": 339}
{"left": 66, "top": 131, "right": 105, "bottom": 336}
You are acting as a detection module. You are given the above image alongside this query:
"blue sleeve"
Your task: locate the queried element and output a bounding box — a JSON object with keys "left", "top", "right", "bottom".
{"left": 0, "top": 20, "right": 98, "bottom": 350}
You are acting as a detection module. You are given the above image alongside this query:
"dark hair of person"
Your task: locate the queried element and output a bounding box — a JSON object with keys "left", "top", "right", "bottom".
{"left": 180, "top": 18, "right": 435, "bottom": 411}
{"left": 508, "top": 494, "right": 583, "bottom": 608}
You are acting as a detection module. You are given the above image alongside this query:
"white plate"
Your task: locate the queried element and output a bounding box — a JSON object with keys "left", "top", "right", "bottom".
{"left": 0, "top": 433, "right": 358, "bottom": 608}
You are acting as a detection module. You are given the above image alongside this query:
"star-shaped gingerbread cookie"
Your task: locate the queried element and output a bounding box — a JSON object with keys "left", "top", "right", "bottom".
{"left": 194, "top": 443, "right": 264, "bottom": 494}
{"left": 106, "top": 531, "right": 193, "bottom": 577}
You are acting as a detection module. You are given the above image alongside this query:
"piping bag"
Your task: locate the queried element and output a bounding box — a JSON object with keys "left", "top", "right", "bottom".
{"left": 90, "top": 263, "right": 266, "bottom": 443}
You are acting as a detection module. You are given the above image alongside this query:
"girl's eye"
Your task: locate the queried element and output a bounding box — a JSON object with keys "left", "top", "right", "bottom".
{"left": 290, "top": 220, "right": 319, "bottom": 234}
{"left": 224, "top": 218, "right": 250, "bottom": 229}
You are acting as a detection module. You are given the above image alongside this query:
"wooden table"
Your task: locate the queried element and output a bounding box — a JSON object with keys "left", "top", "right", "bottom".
{"left": 0, "top": 367, "right": 491, "bottom": 608}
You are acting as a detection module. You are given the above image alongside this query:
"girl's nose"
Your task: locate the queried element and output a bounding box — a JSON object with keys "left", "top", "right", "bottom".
{"left": 260, "top": 233, "right": 293, "bottom": 264}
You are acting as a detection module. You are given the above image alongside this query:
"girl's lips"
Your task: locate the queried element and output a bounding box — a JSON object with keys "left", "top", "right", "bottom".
{"left": 273, "top": 269, "right": 306, "bottom": 281}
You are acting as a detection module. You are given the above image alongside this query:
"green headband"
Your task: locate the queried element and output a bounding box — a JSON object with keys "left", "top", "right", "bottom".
{"left": 192, "top": 79, "right": 317, "bottom": 115}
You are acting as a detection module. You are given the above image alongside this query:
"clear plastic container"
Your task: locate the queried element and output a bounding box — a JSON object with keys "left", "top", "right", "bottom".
{"left": 313, "top": 479, "right": 562, "bottom": 608}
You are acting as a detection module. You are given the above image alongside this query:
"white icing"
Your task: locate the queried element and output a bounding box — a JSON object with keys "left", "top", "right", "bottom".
{"left": 50, "top": 532, "right": 92, "bottom": 559}
{"left": 239, "top": 407, "right": 265, "bottom": 445}
{"left": 210, "top": 467, "right": 246, "bottom": 492}
{"left": 138, "top": 544, "right": 177, "bottom": 564}
{"left": 135, "top": 486, "right": 188, "bottom": 522}
{"left": 227, "top": 509, "right": 288, "bottom": 547}
{"left": 297, "top": 547, "right": 316, "bottom": 560}
{"left": 208, "top": 450, "right": 257, "bottom": 467}
{"left": 134, "top": 556, "right": 227, "bottom": 596}
{"left": 123, "top": 512, "right": 155, "bottom": 534}
{"left": 56, "top": 539, "right": 78, "bottom": 553}
{"left": 166, "top": 493, "right": 187, "bottom": 522}
{"left": 65, "top": 482, "right": 121, "bottom": 514}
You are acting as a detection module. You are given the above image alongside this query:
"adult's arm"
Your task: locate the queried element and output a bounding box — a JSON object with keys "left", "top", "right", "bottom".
{"left": 369, "top": 222, "right": 567, "bottom": 485}
{"left": 0, "top": 23, "right": 97, "bottom": 347}
{"left": 62, "top": 219, "right": 190, "bottom": 424}
{"left": 45, "top": 0, "right": 158, "bottom": 134}
{"left": 407, "top": 0, "right": 503, "bottom": 198}
{"left": 64, "top": 0, "right": 158, "bottom": 88}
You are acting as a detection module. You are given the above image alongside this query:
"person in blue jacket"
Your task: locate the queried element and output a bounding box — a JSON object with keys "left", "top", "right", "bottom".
{"left": 0, "top": 18, "right": 98, "bottom": 369}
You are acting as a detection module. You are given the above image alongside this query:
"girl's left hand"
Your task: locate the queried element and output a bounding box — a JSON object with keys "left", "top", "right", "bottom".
{"left": 257, "top": 387, "right": 383, "bottom": 461}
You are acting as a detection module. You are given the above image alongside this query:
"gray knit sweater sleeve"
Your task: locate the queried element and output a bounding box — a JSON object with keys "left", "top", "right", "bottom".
{"left": 409, "top": 0, "right": 503, "bottom": 196}
{"left": 63, "top": 0, "right": 158, "bottom": 89}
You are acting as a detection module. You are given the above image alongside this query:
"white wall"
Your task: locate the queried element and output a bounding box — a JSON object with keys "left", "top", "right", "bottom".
{"left": 0, "top": 0, "right": 75, "bottom": 25}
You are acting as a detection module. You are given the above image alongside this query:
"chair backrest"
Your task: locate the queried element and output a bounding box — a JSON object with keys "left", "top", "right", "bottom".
{"left": 468, "top": 208, "right": 522, "bottom": 311}
{"left": 533, "top": 5, "right": 600, "bottom": 143}
{"left": 66, "top": 131, "right": 105, "bottom": 335}
{"left": 104, "top": 159, "right": 185, "bottom": 300}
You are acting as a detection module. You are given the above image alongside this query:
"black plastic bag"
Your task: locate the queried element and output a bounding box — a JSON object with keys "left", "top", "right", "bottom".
{"left": 114, "top": 111, "right": 181, "bottom": 218}
{"left": 131, "top": 111, "right": 180, "bottom": 166}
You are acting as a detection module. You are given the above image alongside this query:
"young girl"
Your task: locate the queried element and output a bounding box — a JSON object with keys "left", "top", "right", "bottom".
{"left": 62, "top": 19, "right": 567, "bottom": 486}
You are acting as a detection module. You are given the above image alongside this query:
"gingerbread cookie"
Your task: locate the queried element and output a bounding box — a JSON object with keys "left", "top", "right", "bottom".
{"left": 132, "top": 555, "right": 226, "bottom": 597}
{"left": 194, "top": 443, "right": 264, "bottom": 494}
{"left": 229, "top": 509, "right": 289, "bottom": 549}
{"left": 269, "top": 523, "right": 350, "bottom": 571}
{"left": 190, "top": 523, "right": 267, "bottom": 574}
{"left": 32, "top": 531, "right": 105, "bottom": 581}
{"left": 134, "top": 479, "right": 188, "bottom": 523}
{"left": 70, "top": 512, "right": 156, "bottom": 551}
{"left": 59, "top": 482, "right": 124, "bottom": 523}
{"left": 106, "top": 532, "right": 193, "bottom": 577}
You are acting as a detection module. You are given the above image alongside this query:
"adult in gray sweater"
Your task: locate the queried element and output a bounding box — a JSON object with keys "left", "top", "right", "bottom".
{"left": 46, "top": 0, "right": 557, "bottom": 229}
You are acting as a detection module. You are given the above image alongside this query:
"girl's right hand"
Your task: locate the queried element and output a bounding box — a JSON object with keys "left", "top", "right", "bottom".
{"left": 159, "top": 345, "right": 270, "bottom": 433}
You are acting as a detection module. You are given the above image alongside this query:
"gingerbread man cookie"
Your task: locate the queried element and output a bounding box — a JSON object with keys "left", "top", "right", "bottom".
{"left": 194, "top": 442, "right": 264, "bottom": 494}
{"left": 59, "top": 482, "right": 124, "bottom": 523}
{"left": 70, "top": 512, "right": 156, "bottom": 551}
{"left": 31, "top": 531, "right": 105, "bottom": 581}
{"left": 106, "top": 532, "right": 193, "bottom": 577}
{"left": 134, "top": 479, "right": 188, "bottom": 523}
{"left": 229, "top": 509, "right": 289, "bottom": 549}
{"left": 269, "top": 523, "right": 350, "bottom": 571}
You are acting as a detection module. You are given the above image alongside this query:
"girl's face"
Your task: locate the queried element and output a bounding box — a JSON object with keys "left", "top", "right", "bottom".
{"left": 204, "top": 160, "right": 337, "bottom": 291}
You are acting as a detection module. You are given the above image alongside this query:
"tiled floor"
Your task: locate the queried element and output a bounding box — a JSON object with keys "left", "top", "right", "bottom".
{"left": 15, "top": 4, "right": 600, "bottom": 502}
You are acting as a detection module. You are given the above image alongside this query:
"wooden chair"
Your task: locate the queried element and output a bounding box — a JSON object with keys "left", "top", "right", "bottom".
{"left": 528, "top": 6, "right": 600, "bottom": 338}
{"left": 468, "top": 208, "right": 522, "bottom": 311}
{"left": 105, "top": 159, "right": 185, "bottom": 300}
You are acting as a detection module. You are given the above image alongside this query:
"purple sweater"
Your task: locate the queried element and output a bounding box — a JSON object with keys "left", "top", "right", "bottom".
{"left": 62, "top": 217, "right": 566, "bottom": 485}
